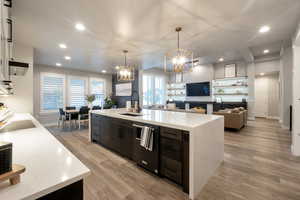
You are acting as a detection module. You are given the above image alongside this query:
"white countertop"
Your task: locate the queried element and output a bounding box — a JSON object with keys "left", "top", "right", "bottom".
{"left": 91, "top": 109, "right": 223, "bottom": 131}
{"left": 0, "top": 114, "right": 90, "bottom": 200}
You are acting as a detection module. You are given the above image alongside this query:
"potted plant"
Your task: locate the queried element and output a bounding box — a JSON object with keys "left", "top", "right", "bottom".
{"left": 104, "top": 94, "right": 116, "bottom": 109}
{"left": 85, "top": 94, "right": 96, "bottom": 109}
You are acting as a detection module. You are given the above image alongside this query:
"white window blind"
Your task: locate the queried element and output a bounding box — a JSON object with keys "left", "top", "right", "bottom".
{"left": 143, "top": 75, "right": 166, "bottom": 106}
{"left": 90, "top": 79, "right": 105, "bottom": 106}
{"left": 40, "top": 73, "right": 65, "bottom": 112}
{"left": 69, "top": 77, "right": 86, "bottom": 108}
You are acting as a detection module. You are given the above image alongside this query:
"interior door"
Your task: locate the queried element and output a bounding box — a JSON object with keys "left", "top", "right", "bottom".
{"left": 255, "top": 77, "right": 268, "bottom": 117}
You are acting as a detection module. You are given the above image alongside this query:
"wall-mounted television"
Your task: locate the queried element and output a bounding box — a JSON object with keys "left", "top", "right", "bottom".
{"left": 186, "top": 82, "right": 210, "bottom": 97}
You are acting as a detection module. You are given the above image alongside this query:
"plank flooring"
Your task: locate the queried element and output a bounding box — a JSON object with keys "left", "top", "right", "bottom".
{"left": 48, "top": 118, "right": 300, "bottom": 200}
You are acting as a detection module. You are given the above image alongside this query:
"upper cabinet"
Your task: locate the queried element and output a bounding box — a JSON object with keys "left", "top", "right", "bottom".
{"left": 0, "top": 0, "right": 12, "bottom": 81}
{"left": 4, "top": 0, "right": 12, "bottom": 8}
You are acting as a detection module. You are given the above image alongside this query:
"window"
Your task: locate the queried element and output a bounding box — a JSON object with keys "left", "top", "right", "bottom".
{"left": 40, "top": 73, "right": 65, "bottom": 112}
{"left": 143, "top": 74, "right": 166, "bottom": 106}
{"left": 69, "top": 77, "right": 87, "bottom": 108}
{"left": 90, "top": 78, "right": 105, "bottom": 106}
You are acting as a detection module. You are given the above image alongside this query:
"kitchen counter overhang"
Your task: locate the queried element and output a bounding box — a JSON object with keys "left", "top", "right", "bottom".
{"left": 0, "top": 113, "right": 90, "bottom": 200}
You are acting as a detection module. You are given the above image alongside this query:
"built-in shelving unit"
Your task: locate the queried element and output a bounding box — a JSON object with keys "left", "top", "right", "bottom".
{"left": 212, "top": 76, "right": 248, "bottom": 102}
{"left": 167, "top": 82, "right": 186, "bottom": 100}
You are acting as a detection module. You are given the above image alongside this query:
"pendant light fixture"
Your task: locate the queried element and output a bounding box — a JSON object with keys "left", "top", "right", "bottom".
{"left": 164, "top": 27, "right": 193, "bottom": 78}
{"left": 116, "top": 50, "right": 135, "bottom": 82}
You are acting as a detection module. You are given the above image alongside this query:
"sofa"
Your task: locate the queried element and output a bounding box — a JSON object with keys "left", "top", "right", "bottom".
{"left": 214, "top": 108, "right": 247, "bottom": 130}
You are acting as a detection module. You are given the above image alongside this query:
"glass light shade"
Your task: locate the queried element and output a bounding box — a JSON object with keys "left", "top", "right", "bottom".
{"left": 117, "top": 65, "right": 135, "bottom": 81}
{"left": 164, "top": 48, "right": 194, "bottom": 74}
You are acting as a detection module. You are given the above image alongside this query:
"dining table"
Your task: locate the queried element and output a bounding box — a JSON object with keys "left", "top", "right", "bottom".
{"left": 64, "top": 109, "right": 79, "bottom": 129}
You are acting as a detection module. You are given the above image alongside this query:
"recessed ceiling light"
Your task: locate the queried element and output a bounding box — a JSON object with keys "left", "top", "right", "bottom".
{"left": 65, "top": 56, "right": 71, "bottom": 60}
{"left": 59, "top": 43, "right": 67, "bottom": 49}
{"left": 101, "top": 70, "right": 107, "bottom": 73}
{"left": 259, "top": 26, "right": 270, "bottom": 33}
{"left": 260, "top": 73, "right": 265, "bottom": 76}
{"left": 263, "top": 49, "right": 270, "bottom": 54}
{"left": 56, "top": 63, "right": 62, "bottom": 67}
{"left": 219, "top": 57, "right": 224, "bottom": 62}
{"left": 75, "top": 23, "right": 85, "bottom": 31}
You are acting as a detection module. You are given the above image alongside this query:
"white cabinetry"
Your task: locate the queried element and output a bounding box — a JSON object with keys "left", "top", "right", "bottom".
{"left": 0, "top": 0, "right": 12, "bottom": 81}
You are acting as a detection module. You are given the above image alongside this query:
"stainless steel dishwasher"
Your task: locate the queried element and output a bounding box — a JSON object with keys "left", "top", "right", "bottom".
{"left": 132, "top": 123, "right": 160, "bottom": 174}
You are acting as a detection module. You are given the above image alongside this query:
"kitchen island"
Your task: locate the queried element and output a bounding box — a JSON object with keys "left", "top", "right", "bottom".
{"left": 89, "top": 109, "right": 224, "bottom": 200}
{"left": 0, "top": 113, "right": 90, "bottom": 200}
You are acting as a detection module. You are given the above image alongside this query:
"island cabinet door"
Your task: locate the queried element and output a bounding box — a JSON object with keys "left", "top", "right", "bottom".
{"left": 160, "top": 127, "right": 189, "bottom": 193}
{"left": 160, "top": 127, "right": 183, "bottom": 184}
{"left": 91, "top": 114, "right": 101, "bottom": 143}
{"left": 117, "top": 121, "right": 134, "bottom": 159}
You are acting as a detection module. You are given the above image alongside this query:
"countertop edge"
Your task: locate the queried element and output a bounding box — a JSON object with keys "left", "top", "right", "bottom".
{"left": 90, "top": 110, "right": 224, "bottom": 132}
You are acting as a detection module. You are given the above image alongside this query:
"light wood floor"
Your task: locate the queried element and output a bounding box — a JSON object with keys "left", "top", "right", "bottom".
{"left": 48, "top": 118, "right": 300, "bottom": 200}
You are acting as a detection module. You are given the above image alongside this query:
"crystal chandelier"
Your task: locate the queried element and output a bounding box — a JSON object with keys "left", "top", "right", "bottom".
{"left": 164, "top": 27, "right": 193, "bottom": 75}
{"left": 116, "top": 50, "right": 135, "bottom": 82}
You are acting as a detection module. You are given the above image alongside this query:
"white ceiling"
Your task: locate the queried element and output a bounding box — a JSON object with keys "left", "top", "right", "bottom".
{"left": 13, "top": 0, "right": 300, "bottom": 73}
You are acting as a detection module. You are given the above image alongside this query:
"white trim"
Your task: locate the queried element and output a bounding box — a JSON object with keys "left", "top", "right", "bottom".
{"left": 40, "top": 72, "right": 66, "bottom": 113}
{"left": 248, "top": 117, "right": 255, "bottom": 121}
{"left": 43, "top": 122, "right": 58, "bottom": 127}
{"left": 291, "top": 144, "right": 300, "bottom": 156}
{"left": 281, "top": 125, "right": 289, "bottom": 130}
{"left": 266, "top": 116, "right": 280, "bottom": 120}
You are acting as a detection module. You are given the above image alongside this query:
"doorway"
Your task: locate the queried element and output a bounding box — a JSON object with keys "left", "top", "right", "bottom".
{"left": 254, "top": 73, "right": 280, "bottom": 119}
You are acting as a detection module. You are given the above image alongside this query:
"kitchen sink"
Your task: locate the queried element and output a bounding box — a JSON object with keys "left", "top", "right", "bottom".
{"left": 0, "top": 120, "right": 36, "bottom": 133}
{"left": 119, "top": 112, "right": 143, "bottom": 117}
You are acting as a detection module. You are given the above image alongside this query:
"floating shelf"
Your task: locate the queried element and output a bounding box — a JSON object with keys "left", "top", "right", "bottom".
{"left": 168, "top": 94, "right": 185, "bottom": 96}
{"left": 214, "top": 76, "right": 248, "bottom": 81}
{"left": 214, "top": 93, "right": 248, "bottom": 96}
{"left": 213, "top": 85, "right": 248, "bottom": 88}
{"left": 167, "top": 88, "right": 185, "bottom": 90}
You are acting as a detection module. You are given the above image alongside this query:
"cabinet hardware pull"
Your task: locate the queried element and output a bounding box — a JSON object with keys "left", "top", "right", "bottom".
{"left": 7, "top": 18, "right": 12, "bottom": 43}
{"left": 132, "top": 124, "right": 154, "bottom": 131}
{"left": 132, "top": 124, "right": 144, "bottom": 128}
{"left": 135, "top": 138, "right": 141, "bottom": 141}
{"left": 142, "top": 160, "right": 148, "bottom": 165}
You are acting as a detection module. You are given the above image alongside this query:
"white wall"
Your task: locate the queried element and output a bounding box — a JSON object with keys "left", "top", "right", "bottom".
{"left": 34, "top": 64, "right": 112, "bottom": 125}
{"left": 280, "top": 46, "right": 293, "bottom": 129}
{"left": 214, "top": 60, "right": 247, "bottom": 79}
{"left": 292, "top": 44, "right": 300, "bottom": 156}
{"left": 255, "top": 59, "right": 280, "bottom": 75}
{"left": 0, "top": 43, "right": 34, "bottom": 114}
{"left": 247, "top": 62, "right": 256, "bottom": 120}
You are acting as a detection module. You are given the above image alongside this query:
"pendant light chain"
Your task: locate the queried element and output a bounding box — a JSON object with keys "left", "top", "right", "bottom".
{"left": 177, "top": 30, "right": 180, "bottom": 49}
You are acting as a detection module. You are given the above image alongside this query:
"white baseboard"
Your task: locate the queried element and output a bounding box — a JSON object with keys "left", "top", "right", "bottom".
{"left": 248, "top": 117, "right": 255, "bottom": 121}
{"left": 43, "top": 122, "right": 57, "bottom": 127}
{"left": 291, "top": 145, "right": 300, "bottom": 156}
{"left": 281, "top": 125, "right": 289, "bottom": 130}
{"left": 266, "top": 116, "right": 280, "bottom": 120}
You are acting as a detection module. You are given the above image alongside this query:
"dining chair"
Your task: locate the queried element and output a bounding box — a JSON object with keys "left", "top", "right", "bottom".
{"left": 65, "top": 106, "right": 77, "bottom": 129}
{"left": 78, "top": 106, "right": 90, "bottom": 129}
{"left": 58, "top": 108, "right": 70, "bottom": 128}
{"left": 65, "top": 106, "right": 76, "bottom": 110}
{"left": 92, "top": 106, "right": 101, "bottom": 110}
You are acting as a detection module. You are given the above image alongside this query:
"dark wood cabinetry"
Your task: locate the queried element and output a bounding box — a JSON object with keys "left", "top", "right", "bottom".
{"left": 160, "top": 127, "right": 189, "bottom": 192}
{"left": 91, "top": 114, "right": 189, "bottom": 193}
{"left": 91, "top": 114, "right": 134, "bottom": 159}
